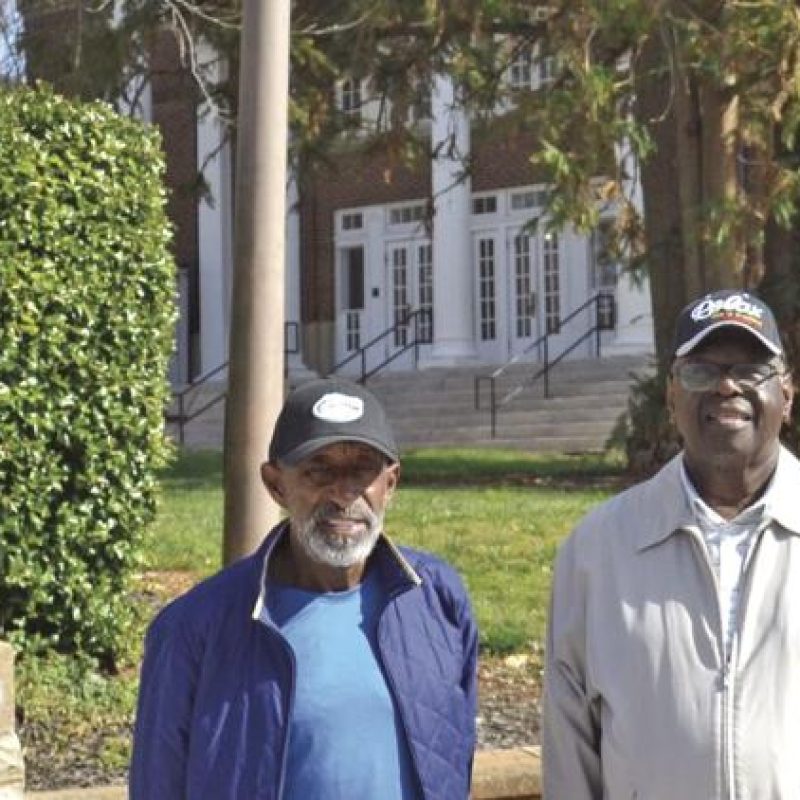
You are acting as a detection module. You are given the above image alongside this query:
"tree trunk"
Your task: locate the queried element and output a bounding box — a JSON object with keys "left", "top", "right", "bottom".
{"left": 634, "top": 23, "right": 742, "bottom": 368}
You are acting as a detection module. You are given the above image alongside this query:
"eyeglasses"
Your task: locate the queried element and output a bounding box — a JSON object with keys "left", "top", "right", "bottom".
{"left": 673, "top": 361, "right": 783, "bottom": 392}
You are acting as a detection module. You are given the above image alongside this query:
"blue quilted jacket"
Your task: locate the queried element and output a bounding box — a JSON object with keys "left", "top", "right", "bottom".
{"left": 130, "top": 522, "right": 478, "bottom": 800}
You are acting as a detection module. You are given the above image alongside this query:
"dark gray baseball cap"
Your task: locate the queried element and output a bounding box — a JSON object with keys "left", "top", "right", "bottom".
{"left": 268, "top": 377, "right": 398, "bottom": 466}
{"left": 673, "top": 289, "right": 783, "bottom": 358}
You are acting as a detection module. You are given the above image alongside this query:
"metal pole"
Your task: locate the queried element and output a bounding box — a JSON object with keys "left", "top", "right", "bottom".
{"left": 223, "top": 0, "right": 291, "bottom": 564}
{"left": 596, "top": 294, "right": 602, "bottom": 357}
{"left": 544, "top": 337, "right": 550, "bottom": 398}
{"left": 490, "top": 377, "right": 496, "bottom": 438}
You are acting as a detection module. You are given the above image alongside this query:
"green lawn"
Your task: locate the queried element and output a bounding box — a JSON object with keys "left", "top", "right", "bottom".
{"left": 146, "top": 447, "right": 623, "bottom": 651}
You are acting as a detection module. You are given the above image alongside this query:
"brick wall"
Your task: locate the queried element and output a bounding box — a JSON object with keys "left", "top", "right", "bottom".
{"left": 0, "top": 642, "right": 24, "bottom": 799}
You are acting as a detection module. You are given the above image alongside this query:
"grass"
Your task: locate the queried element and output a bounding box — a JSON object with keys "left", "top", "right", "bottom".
{"left": 146, "top": 446, "right": 624, "bottom": 651}
{"left": 19, "top": 446, "right": 625, "bottom": 789}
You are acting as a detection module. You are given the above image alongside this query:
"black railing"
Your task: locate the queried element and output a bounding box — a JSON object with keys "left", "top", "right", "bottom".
{"left": 327, "top": 308, "right": 433, "bottom": 384}
{"left": 166, "top": 321, "right": 300, "bottom": 445}
{"left": 474, "top": 293, "right": 616, "bottom": 437}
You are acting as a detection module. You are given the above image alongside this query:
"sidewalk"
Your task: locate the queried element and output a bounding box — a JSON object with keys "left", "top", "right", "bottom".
{"left": 26, "top": 746, "right": 542, "bottom": 800}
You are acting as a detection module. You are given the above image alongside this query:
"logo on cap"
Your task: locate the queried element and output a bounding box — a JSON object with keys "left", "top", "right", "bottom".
{"left": 312, "top": 392, "right": 364, "bottom": 423}
{"left": 690, "top": 293, "right": 764, "bottom": 328}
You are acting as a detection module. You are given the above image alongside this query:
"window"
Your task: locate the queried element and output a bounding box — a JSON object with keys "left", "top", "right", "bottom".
{"left": 391, "top": 248, "right": 409, "bottom": 347}
{"left": 513, "top": 235, "right": 534, "bottom": 338}
{"left": 389, "top": 203, "right": 426, "bottom": 226}
{"left": 507, "top": 40, "right": 556, "bottom": 91}
{"left": 417, "top": 243, "right": 434, "bottom": 342}
{"left": 341, "top": 247, "right": 365, "bottom": 311}
{"left": 341, "top": 246, "right": 365, "bottom": 352}
{"left": 478, "top": 238, "right": 497, "bottom": 341}
{"left": 590, "top": 220, "right": 619, "bottom": 292}
{"left": 509, "top": 46, "right": 534, "bottom": 90}
{"left": 542, "top": 232, "right": 560, "bottom": 334}
{"left": 538, "top": 51, "right": 556, "bottom": 87}
{"left": 510, "top": 188, "right": 551, "bottom": 211}
{"left": 472, "top": 195, "right": 498, "bottom": 215}
{"left": 339, "top": 77, "right": 362, "bottom": 120}
{"left": 341, "top": 212, "right": 363, "bottom": 231}
{"left": 410, "top": 85, "right": 432, "bottom": 124}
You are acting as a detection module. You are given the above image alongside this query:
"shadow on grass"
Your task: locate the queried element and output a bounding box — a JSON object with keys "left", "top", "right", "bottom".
{"left": 160, "top": 447, "right": 629, "bottom": 491}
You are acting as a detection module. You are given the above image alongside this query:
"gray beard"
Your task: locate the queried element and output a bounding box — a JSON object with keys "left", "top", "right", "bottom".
{"left": 294, "top": 500, "right": 383, "bottom": 568}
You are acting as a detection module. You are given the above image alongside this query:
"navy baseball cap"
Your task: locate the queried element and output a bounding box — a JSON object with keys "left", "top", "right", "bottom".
{"left": 268, "top": 378, "right": 398, "bottom": 466}
{"left": 673, "top": 289, "right": 783, "bottom": 358}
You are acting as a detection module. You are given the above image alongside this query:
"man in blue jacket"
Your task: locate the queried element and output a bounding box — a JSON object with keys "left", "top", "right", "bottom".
{"left": 130, "top": 377, "right": 478, "bottom": 800}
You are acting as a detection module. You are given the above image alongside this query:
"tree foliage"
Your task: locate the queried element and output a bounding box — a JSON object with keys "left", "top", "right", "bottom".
{"left": 0, "top": 85, "right": 175, "bottom": 665}
{"left": 15, "top": 0, "right": 800, "bottom": 465}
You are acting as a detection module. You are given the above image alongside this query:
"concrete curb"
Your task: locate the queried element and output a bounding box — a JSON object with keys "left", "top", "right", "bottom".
{"left": 26, "top": 747, "right": 543, "bottom": 799}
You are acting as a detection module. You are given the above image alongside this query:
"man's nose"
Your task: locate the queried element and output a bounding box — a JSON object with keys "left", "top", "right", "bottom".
{"left": 715, "top": 369, "right": 742, "bottom": 396}
{"left": 326, "top": 476, "right": 362, "bottom": 508}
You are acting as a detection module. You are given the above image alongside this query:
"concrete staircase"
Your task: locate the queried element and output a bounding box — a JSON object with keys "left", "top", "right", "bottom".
{"left": 167, "top": 354, "right": 653, "bottom": 454}
{"left": 368, "top": 354, "right": 652, "bottom": 453}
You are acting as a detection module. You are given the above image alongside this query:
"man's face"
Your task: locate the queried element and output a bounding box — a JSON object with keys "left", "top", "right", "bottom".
{"left": 262, "top": 442, "right": 399, "bottom": 569}
{"left": 667, "top": 329, "right": 793, "bottom": 474}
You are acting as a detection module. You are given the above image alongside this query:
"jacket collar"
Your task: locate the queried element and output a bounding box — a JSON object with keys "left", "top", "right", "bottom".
{"left": 251, "top": 521, "right": 421, "bottom": 621}
{"left": 636, "top": 446, "right": 800, "bottom": 552}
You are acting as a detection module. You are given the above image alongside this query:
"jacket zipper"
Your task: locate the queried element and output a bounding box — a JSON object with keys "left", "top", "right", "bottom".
{"left": 377, "top": 586, "right": 426, "bottom": 800}
{"left": 685, "top": 528, "right": 730, "bottom": 800}
{"left": 691, "top": 521, "right": 768, "bottom": 800}
{"left": 276, "top": 641, "right": 297, "bottom": 800}
{"left": 254, "top": 615, "right": 296, "bottom": 800}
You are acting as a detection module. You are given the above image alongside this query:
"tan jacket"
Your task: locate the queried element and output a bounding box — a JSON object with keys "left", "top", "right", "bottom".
{"left": 543, "top": 446, "right": 800, "bottom": 800}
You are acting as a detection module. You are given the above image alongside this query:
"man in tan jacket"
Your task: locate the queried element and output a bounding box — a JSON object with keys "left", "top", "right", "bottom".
{"left": 543, "top": 289, "right": 798, "bottom": 799}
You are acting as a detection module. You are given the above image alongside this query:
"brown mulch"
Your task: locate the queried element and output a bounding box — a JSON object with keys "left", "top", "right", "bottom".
{"left": 477, "top": 650, "right": 541, "bottom": 750}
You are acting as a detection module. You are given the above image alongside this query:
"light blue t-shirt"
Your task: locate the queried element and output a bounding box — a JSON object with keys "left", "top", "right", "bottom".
{"left": 266, "top": 569, "right": 421, "bottom": 800}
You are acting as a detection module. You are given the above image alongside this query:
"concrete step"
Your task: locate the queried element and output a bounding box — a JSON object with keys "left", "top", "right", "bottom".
{"left": 166, "top": 355, "right": 651, "bottom": 453}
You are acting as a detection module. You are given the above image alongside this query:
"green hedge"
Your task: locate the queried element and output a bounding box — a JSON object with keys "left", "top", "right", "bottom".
{"left": 0, "top": 86, "right": 176, "bottom": 665}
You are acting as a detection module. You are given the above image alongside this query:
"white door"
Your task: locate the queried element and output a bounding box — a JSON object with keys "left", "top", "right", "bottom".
{"left": 384, "top": 240, "right": 433, "bottom": 370}
{"left": 590, "top": 220, "right": 619, "bottom": 350}
{"left": 508, "top": 228, "right": 572, "bottom": 362}
{"left": 474, "top": 229, "right": 554, "bottom": 364}
{"left": 334, "top": 244, "right": 366, "bottom": 376}
{"left": 507, "top": 231, "right": 538, "bottom": 358}
{"left": 473, "top": 233, "right": 506, "bottom": 363}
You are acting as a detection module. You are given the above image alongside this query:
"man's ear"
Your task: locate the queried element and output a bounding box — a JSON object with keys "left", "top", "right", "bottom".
{"left": 780, "top": 371, "right": 795, "bottom": 424}
{"left": 384, "top": 462, "right": 400, "bottom": 502}
{"left": 261, "top": 462, "right": 288, "bottom": 508}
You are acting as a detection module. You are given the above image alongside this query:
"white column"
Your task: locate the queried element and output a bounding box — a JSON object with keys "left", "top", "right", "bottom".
{"left": 197, "top": 45, "right": 233, "bottom": 375}
{"left": 606, "top": 140, "right": 654, "bottom": 355}
{"left": 285, "top": 174, "right": 316, "bottom": 380}
{"left": 606, "top": 275, "right": 655, "bottom": 354}
{"left": 427, "top": 73, "right": 477, "bottom": 365}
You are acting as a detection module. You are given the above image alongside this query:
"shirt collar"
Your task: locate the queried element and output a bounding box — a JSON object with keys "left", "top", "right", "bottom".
{"left": 637, "top": 446, "right": 800, "bottom": 552}
{"left": 679, "top": 460, "right": 768, "bottom": 529}
{"left": 250, "top": 521, "right": 422, "bottom": 622}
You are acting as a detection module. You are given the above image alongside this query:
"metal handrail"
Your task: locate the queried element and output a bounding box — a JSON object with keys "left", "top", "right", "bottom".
{"left": 327, "top": 308, "right": 433, "bottom": 383}
{"left": 474, "top": 292, "right": 616, "bottom": 437}
{"left": 167, "top": 321, "right": 300, "bottom": 445}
